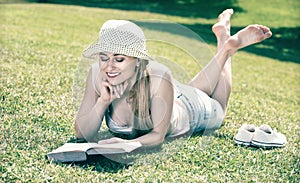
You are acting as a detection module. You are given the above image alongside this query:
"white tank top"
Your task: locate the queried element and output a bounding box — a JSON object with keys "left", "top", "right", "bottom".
{"left": 91, "top": 61, "right": 191, "bottom": 138}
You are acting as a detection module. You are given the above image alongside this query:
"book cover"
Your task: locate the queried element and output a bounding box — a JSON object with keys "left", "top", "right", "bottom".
{"left": 47, "top": 142, "right": 142, "bottom": 162}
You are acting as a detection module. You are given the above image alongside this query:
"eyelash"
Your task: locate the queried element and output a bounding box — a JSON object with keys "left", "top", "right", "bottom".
{"left": 100, "top": 56, "right": 124, "bottom": 62}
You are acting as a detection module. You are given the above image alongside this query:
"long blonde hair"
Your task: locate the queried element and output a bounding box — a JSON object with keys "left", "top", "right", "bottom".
{"left": 128, "top": 59, "right": 153, "bottom": 137}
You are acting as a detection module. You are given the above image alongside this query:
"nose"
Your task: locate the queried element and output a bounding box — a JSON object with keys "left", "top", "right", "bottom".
{"left": 106, "top": 58, "right": 116, "bottom": 69}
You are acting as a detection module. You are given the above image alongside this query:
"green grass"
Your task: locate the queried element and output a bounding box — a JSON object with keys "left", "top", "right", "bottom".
{"left": 1, "top": 1, "right": 299, "bottom": 182}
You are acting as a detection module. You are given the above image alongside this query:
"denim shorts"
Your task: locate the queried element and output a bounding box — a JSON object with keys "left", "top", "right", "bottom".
{"left": 173, "top": 81, "right": 224, "bottom": 133}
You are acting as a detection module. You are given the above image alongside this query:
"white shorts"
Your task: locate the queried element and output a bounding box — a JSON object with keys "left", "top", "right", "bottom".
{"left": 173, "top": 81, "right": 225, "bottom": 133}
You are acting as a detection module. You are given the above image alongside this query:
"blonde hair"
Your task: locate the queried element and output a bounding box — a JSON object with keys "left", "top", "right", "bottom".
{"left": 128, "top": 59, "right": 153, "bottom": 137}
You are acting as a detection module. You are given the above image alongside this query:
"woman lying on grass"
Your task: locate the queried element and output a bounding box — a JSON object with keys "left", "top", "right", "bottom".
{"left": 74, "top": 9, "right": 272, "bottom": 146}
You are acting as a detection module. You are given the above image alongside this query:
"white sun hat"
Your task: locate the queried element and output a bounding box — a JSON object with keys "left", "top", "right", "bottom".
{"left": 83, "top": 20, "right": 153, "bottom": 61}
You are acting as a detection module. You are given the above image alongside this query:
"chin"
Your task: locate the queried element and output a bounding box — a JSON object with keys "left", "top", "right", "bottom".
{"left": 107, "top": 78, "right": 124, "bottom": 86}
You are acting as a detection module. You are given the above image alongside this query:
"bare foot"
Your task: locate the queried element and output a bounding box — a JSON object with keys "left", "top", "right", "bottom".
{"left": 226, "top": 24, "right": 272, "bottom": 54}
{"left": 212, "top": 9, "right": 234, "bottom": 42}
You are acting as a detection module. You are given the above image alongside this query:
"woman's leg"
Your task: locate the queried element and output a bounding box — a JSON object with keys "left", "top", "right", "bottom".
{"left": 189, "top": 10, "right": 272, "bottom": 112}
{"left": 189, "top": 9, "right": 233, "bottom": 112}
{"left": 210, "top": 9, "right": 233, "bottom": 113}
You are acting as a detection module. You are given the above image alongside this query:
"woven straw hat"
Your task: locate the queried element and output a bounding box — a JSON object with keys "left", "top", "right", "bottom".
{"left": 83, "top": 20, "right": 152, "bottom": 60}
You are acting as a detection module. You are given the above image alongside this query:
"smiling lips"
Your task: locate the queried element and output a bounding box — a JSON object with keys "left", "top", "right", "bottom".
{"left": 106, "top": 72, "right": 121, "bottom": 78}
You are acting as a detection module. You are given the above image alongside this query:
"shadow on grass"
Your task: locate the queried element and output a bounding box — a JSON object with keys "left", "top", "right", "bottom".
{"left": 11, "top": 0, "right": 299, "bottom": 63}
{"left": 53, "top": 136, "right": 163, "bottom": 173}
{"left": 60, "top": 147, "right": 163, "bottom": 173}
{"left": 29, "top": 0, "right": 243, "bottom": 19}
{"left": 241, "top": 26, "right": 300, "bottom": 63}
{"left": 136, "top": 21, "right": 300, "bottom": 63}
{"left": 71, "top": 155, "right": 131, "bottom": 173}
{"left": 187, "top": 24, "right": 300, "bottom": 63}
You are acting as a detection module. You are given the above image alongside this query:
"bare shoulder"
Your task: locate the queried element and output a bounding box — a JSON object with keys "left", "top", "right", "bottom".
{"left": 147, "top": 61, "right": 173, "bottom": 95}
{"left": 147, "top": 61, "right": 172, "bottom": 77}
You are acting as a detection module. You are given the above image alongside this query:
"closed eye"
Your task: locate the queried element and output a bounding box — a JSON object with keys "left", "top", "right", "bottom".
{"left": 100, "top": 55, "right": 109, "bottom": 62}
{"left": 115, "top": 57, "right": 125, "bottom": 62}
{"left": 99, "top": 53, "right": 126, "bottom": 62}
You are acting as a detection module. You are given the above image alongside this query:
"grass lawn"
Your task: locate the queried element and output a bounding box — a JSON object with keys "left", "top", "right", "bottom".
{"left": 1, "top": 0, "right": 299, "bottom": 182}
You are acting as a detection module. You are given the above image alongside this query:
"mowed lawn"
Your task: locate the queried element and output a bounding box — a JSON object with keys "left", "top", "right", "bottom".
{"left": 0, "top": 1, "right": 299, "bottom": 182}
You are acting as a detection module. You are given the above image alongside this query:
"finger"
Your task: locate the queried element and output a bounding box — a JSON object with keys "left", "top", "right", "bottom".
{"left": 118, "top": 83, "right": 124, "bottom": 95}
{"left": 112, "top": 86, "right": 120, "bottom": 98}
{"left": 98, "top": 138, "right": 119, "bottom": 144}
{"left": 97, "top": 140, "right": 106, "bottom": 144}
{"left": 121, "top": 82, "right": 129, "bottom": 95}
{"left": 102, "top": 81, "right": 112, "bottom": 94}
{"left": 115, "top": 84, "right": 121, "bottom": 94}
{"left": 118, "top": 83, "right": 126, "bottom": 95}
{"left": 124, "top": 80, "right": 129, "bottom": 91}
{"left": 117, "top": 80, "right": 128, "bottom": 95}
{"left": 98, "top": 139, "right": 112, "bottom": 144}
{"left": 120, "top": 81, "right": 129, "bottom": 95}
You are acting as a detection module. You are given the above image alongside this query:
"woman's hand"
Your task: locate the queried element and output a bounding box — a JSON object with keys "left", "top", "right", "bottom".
{"left": 99, "top": 79, "right": 129, "bottom": 105}
{"left": 98, "top": 137, "right": 128, "bottom": 144}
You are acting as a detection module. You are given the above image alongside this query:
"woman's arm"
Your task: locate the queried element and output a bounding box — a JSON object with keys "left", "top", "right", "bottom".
{"left": 133, "top": 71, "right": 173, "bottom": 146}
{"left": 75, "top": 66, "right": 129, "bottom": 141}
{"left": 98, "top": 71, "right": 174, "bottom": 146}
{"left": 74, "top": 67, "right": 107, "bottom": 141}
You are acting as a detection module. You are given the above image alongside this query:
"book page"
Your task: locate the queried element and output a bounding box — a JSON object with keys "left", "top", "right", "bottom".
{"left": 47, "top": 142, "right": 142, "bottom": 162}
{"left": 49, "top": 142, "right": 142, "bottom": 154}
{"left": 87, "top": 142, "right": 142, "bottom": 154}
{"left": 49, "top": 143, "right": 99, "bottom": 154}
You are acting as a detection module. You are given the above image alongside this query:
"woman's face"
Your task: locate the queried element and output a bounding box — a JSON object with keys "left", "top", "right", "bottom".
{"left": 99, "top": 52, "right": 138, "bottom": 86}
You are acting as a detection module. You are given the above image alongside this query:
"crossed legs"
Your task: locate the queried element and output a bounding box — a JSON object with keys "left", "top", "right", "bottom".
{"left": 210, "top": 9, "right": 233, "bottom": 113}
{"left": 189, "top": 9, "right": 272, "bottom": 114}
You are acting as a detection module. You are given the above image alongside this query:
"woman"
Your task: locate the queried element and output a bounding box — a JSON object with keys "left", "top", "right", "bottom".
{"left": 74, "top": 9, "right": 272, "bottom": 146}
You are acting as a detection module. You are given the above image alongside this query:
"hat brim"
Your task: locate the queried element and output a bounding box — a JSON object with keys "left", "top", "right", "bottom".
{"left": 82, "top": 42, "right": 153, "bottom": 61}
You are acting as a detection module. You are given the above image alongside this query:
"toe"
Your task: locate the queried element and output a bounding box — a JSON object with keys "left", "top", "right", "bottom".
{"left": 260, "top": 25, "right": 272, "bottom": 38}
{"left": 226, "top": 8, "right": 234, "bottom": 14}
{"left": 264, "top": 30, "right": 272, "bottom": 38}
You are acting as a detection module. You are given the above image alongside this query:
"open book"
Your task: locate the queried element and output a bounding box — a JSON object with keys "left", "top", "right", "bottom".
{"left": 47, "top": 142, "right": 142, "bottom": 162}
